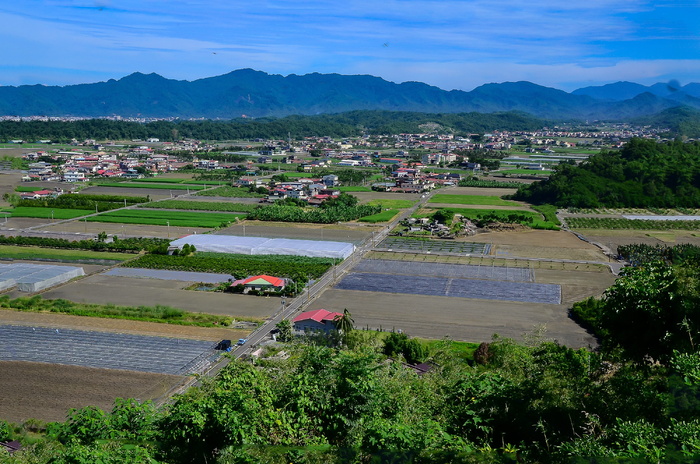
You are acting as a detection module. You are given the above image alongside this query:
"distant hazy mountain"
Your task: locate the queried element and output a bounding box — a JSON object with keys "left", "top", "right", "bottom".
{"left": 0, "top": 69, "right": 698, "bottom": 120}
{"left": 573, "top": 80, "right": 700, "bottom": 102}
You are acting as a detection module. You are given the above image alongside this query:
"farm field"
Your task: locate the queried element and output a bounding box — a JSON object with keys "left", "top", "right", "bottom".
{"left": 87, "top": 209, "right": 246, "bottom": 228}
{"left": 312, "top": 288, "right": 597, "bottom": 347}
{"left": 36, "top": 220, "right": 209, "bottom": 238}
{"left": 79, "top": 185, "right": 174, "bottom": 200}
{"left": 440, "top": 186, "right": 519, "bottom": 197}
{"left": 576, "top": 229, "right": 700, "bottom": 252}
{"left": 2, "top": 207, "right": 93, "bottom": 219}
{"left": 353, "top": 191, "right": 421, "bottom": 204}
{"left": 137, "top": 200, "right": 258, "bottom": 213}
{"left": 96, "top": 182, "right": 208, "bottom": 191}
{"left": 466, "top": 229, "right": 609, "bottom": 261}
{"left": 38, "top": 274, "right": 280, "bottom": 319}
{"left": 216, "top": 222, "right": 374, "bottom": 243}
{"left": 0, "top": 361, "right": 181, "bottom": 423}
{"left": 0, "top": 245, "right": 132, "bottom": 262}
{"left": 428, "top": 194, "right": 521, "bottom": 206}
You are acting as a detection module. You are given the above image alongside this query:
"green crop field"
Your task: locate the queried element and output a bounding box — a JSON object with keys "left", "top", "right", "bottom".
{"left": 566, "top": 217, "right": 700, "bottom": 231}
{"left": 196, "top": 186, "right": 266, "bottom": 198}
{"left": 99, "top": 182, "right": 207, "bottom": 191}
{"left": 138, "top": 200, "right": 259, "bottom": 213}
{"left": 14, "top": 186, "right": 43, "bottom": 192}
{"left": 2, "top": 207, "right": 94, "bottom": 219}
{"left": 337, "top": 186, "right": 372, "bottom": 192}
{"left": 0, "top": 245, "right": 132, "bottom": 262}
{"left": 497, "top": 169, "right": 553, "bottom": 175}
{"left": 132, "top": 178, "right": 185, "bottom": 184}
{"left": 367, "top": 199, "right": 415, "bottom": 209}
{"left": 429, "top": 194, "right": 519, "bottom": 206}
{"left": 88, "top": 209, "right": 246, "bottom": 228}
{"left": 358, "top": 209, "right": 399, "bottom": 223}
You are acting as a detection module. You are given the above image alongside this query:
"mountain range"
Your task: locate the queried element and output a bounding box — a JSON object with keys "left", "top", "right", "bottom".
{"left": 1, "top": 69, "right": 699, "bottom": 121}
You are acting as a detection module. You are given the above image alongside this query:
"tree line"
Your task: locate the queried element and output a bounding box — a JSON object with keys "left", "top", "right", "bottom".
{"left": 512, "top": 138, "right": 700, "bottom": 208}
{"left": 0, "top": 110, "right": 545, "bottom": 142}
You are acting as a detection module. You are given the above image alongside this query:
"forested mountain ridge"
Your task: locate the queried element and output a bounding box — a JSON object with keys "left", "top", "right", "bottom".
{"left": 512, "top": 138, "right": 700, "bottom": 208}
{"left": 1, "top": 69, "right": 699, "bottom": 120}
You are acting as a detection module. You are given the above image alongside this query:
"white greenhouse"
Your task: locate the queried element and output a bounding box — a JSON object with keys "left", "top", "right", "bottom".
{"left": 0, "top": 263, "right": 85, "bottom": 292}
{"left": 170, "top": 234, "right": 355, "bottom": 259}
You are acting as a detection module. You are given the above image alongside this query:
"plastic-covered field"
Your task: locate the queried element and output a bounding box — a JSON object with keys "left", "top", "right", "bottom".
{"left": 355, "top": 259, "right": 534, "bottom": 282}
{"left": 0, "top": 264, "right": 85, "bottom": 292}
{"left": 336, "top": 270, "right": 560, "bottom": 305}
{"left": 377, "top": 237, "right": 491, "bottom": 255}
{"left": 0, "top": 325, "right": 216, "bottom": 375}
{"left": 170, "top": 234, "right": 355, "bottom": 259}
{"left": 622, "top": 215, "right": 700, "bottom": 221}
{"left": 105, "top": 268, "right": 233, "bottom": 283}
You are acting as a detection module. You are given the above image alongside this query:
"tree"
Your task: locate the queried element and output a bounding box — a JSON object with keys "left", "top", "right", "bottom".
{"left": 599, "top": 261, "right": 700, "bottom": 362}
{"left": 333, "top": 308, "right": 354, "bottom": 342}
{"left": 275, "top": 319, "right": 293, "bottom": 342}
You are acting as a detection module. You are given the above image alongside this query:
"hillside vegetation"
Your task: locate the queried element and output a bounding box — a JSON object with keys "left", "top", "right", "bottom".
{"left": 513, "top": 138, "right": 700, "bottom": 208}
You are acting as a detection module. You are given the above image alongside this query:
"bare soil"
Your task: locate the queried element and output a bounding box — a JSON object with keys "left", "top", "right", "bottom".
{"left": 467, "top": 229, "right": 609, "bottom": 261}
{"left": 0, "top": 361, "right": 181, "bottom": 423}
{"left": 0, "top": 310, "right": 250, "bottom": 341}
{"left": 38, "top": 274, "right": 281, "bottom": 319}
{"left": 312, "top": 288, "right": 599, "bottom": 348}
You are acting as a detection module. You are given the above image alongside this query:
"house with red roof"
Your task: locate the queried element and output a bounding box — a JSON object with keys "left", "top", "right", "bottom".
{"left": 230, "top": 274, "right": 287, "bottom": 293}
{"left": 292, "top": 308, "right": 343, "bottom": 333}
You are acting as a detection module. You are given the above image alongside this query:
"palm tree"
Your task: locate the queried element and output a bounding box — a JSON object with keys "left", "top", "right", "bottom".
{"left": 333, "top": 308, "right": 354, "bottom": 337}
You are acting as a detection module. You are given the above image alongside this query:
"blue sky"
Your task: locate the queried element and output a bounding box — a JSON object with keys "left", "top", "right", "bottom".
{"left": 0, "top": 0, "right": 698, "bottom": 91}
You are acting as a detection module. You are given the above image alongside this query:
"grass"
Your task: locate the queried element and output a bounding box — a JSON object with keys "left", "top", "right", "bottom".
{"left": 98, "top": 182, "right": 208, "bottom": 191}
{"left": 337, "top": 186, "right": 372, "bottom": 192}
{"left": 0, "top": 245, "right": 133, "bottom": 261}
{"left": 367, "top": 199, "right": 415, "bottom": 209}
{"left": 531, "top": 204, "right": 561, "bottom": 226}
{"left": 14, "top": 186, "right": 43, "bottom": 192}
{"left": 429, "top": 194, "right": 519, "bottom": 206}
{"left": 497, "top": 169, "right": 553, "bottom": 175}
{"left": 2, "top": 207, "right": 94, "bottom": 219}
{"left": 137, "top": 199, "right": 259, "bottom": 213}
{"left": 132, "top": 178, "right": 185, "bottom": 184}
{"left": 195, "top": 186, "right": 266, "bottom": 198}
{"left": 358, "top": 209, "right": 399, "bottom": 223}
{"left": 88, "top": 209, "right": 247, "bottom": 228}
{"left": 0, "top": 295, "right": 243, "bottom": 328}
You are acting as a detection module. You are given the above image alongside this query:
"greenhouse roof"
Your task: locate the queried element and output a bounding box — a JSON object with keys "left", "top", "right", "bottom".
{"left": 170, "top": 234, "right": 355, "bottom": 259}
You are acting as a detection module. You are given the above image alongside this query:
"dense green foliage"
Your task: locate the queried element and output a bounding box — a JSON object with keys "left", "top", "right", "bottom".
{"left": 513, "top": 138, "right": 700, "bottom": 207}
{"left": 0, "top": 234, "right": 169, "bottom": 253}
{"left": 0, "top": 295, "right": 232, "bottom": 327}
{"left": 6, "top": 331, "right": 700, "bottom": 463}
{"left": 566, "top": 217, "right": 700, "bottom": 230}
{"left": 617, "top": 243, "right": 700, "bottom": 266}
{"left": 12, "top": 193, "right": 148, "bottom": 212}
{"left": 123, "top": 252, "right": 336, "bottom": 284}
{"left": 571, "top": 261, "right": 700, "bottom": 364}
{"left": 248, "top": 193, "right": 381, "bottom": 224}
{"left": 0, "top": 111, "right": 545, "bottom": 141}
{"left": 137, "top": 200, "right": 259, "bottom": 213}
{"left": 430, "top": 207, "right": 560, "bottom": 230}
{"left": 458, "top": 179, "right": 524, "bottom": 188}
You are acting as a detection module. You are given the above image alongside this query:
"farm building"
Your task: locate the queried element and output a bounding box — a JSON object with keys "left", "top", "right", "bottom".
{"left": 170, "top": 234, "right": 355, "bottom": 259}
{"left": 0, "top": 263, "right": 84, "bottom": 292}
{"left": 231, "top": 274, "right": 287, "bottom": 292}
{"left": 293, "top": 309, "right": 343, "bottom": 333}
